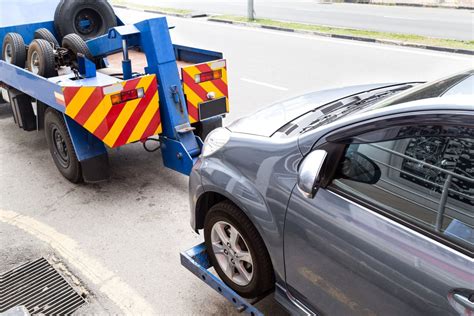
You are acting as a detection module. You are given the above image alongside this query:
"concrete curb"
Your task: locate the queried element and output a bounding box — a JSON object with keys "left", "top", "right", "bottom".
{"left": 344, "top": 1, "right": 473, "bottom": 10}
{"left": 113, "top": 5, "right": 207, "bottom": 18}
{"left": 208, "top": 18, "right": 474, "bottom": 56}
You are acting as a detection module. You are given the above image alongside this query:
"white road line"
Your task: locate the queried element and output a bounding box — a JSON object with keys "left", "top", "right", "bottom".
{"left": 382, "top": 15, "right": 419, "bottom": 20}
{"left": 0, "top": 209, "right": 154, "bottom": 315}
{"left": 240, "top": 78, "right": 289, "bottom": 91}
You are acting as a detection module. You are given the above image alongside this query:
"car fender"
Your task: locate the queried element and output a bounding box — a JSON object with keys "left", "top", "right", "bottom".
{"left": 199, "top": 156, "right": 287, "bottom": 282}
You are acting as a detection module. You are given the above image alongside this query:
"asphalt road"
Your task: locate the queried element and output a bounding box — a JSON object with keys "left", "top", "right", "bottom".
{"left": 125, "top": 0, "right": 474, "bottom": 40}
{"left": 1, "top": 8, "right": 473, "bottom": 315}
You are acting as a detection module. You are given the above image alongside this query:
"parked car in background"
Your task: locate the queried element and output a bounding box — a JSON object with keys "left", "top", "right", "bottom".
{"left": 189, "top": 70, "right": 474, "bottom": 315}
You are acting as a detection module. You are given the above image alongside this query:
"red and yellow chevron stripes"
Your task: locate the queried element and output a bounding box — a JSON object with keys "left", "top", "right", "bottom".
{"left": 62, "top": 75, "right": 161, "bottom": 148}
{"left": 181, "top": 60, "right": 229, "bottom": 123}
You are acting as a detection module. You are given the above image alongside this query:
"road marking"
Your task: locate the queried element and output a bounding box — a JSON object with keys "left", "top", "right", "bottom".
{"left": 240, "top": 78, "right": 289, "bottom": 91}
{"left": 0, "top": 209, "right": 154, "bottom": 315}
{"left": 382, "top": 15, "right": 418, "bottom": 20}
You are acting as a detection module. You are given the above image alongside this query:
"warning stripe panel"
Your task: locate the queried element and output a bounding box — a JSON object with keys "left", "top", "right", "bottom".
{"left": 62, "top": 74, "right": 161, "bottom": 148}
{"left": 181, "top": 59, "right": 229, "bottom": 123}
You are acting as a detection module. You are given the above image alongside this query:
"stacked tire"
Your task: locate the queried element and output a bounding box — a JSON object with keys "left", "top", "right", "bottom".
{"left": 54, "top": 0, "right": 117, "bottom": 40}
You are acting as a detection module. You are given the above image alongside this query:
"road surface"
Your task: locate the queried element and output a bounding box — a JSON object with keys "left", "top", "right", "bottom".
{"left": 125, "top": 0, "right": 474, "bottom": 40}
{"left": 1, "top": 8, "right": 473, "bottom": 315}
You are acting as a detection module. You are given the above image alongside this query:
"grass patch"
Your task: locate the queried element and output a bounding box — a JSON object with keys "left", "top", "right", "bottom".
{"left": 109, "top": 0, "right": 192, "bottom": 15}
{"left": 214, "top": 15, "right": 474, "bottom": 51}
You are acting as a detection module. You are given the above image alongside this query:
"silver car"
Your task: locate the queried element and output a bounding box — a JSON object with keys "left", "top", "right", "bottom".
{"left": 189, "top": 70, "right": 474, "bottom": 315}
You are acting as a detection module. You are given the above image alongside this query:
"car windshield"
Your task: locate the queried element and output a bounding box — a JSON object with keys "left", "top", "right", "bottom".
{"left": 373, "top": 70, "right": 473, "bottom": 109}
{"left": 297, "top": 70, "right": 473, "bottom": 135}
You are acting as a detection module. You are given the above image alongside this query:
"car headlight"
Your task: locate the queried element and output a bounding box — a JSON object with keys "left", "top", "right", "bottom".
{"left": 202, "top": 127, "right": 231, "bottom": 157}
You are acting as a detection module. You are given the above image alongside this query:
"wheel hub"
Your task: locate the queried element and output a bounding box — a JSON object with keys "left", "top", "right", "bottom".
{"left": 210, "top": 221, "right": 254, "bottom": 286}
{"left": 4, "top": 43, "right": 12, "bottom": 63}
{"left": 30, "top": 51, "right": 40, "bottom": 74}
{"left": 51, "top": 126, "right": 70, "bottom": 168}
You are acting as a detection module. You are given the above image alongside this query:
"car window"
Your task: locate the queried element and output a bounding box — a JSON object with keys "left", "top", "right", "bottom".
{"left": 442, "top": 75, "right": 474, "bottom": 97}
{"left": 331, "top": 125, "right": 474, "bottom": 252}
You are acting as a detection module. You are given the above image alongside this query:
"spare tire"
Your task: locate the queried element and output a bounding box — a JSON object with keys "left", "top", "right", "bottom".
{"left": 62, "top": 33, "right": 94, "bottom": 68}
{"left": 54, "top": 0, "right": 117, "bottom": 40}
{"left": 27, "top": 39, "right": 57, "bottom": 78}
{"left": 2, "top": 33, "right": 26, "bottom": 68}
{"left": 34, "top": 28, "right": 60, "bottom": 48}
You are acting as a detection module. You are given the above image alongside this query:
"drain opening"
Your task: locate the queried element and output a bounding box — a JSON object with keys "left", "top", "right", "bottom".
{"left": 0, "top": 257, "right": 86, "bottom": 315}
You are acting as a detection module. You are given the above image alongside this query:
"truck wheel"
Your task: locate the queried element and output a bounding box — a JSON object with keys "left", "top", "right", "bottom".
{"left": 54, "top": 0, "right": 117, "bottom": 40}
{"left": 27, "top": 39, "right": 57, "bottom": 78}
{"left": 2, "top": 33, "right": 26, "bottom": 68}
{"left": 204, "top": 201, "right": 275, "bottom": 298}
{"left": 193, "top": 116, "right": 223, "bottom": 141}
{"left": 34, "top": 28, "right": 60, "bottom": 48}
{"left": 62, "top": 33, "right": 93, "bottom": 67}
{"left": 44, "top": 109, "right": 83, "bottom": 183}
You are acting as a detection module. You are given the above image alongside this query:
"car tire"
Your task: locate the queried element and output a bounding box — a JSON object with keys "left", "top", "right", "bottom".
{"left": 27, "top": 39, "right": 57, "bottom": 78}
{"left": 2, "top": 33, "right": 26, "bottom": 68}
{"left": 34, "top": 28, "right": 60, "bottom": 48}
{"left": 54, "top": 0, "right": 117, "bottom": 40}
{"left": 62, "top": 33, "right": 94, "bottom": 67}
{"left": 44, "top": 109, "right": 83, "bottom": 183}
{"left": 204, "top": 201, "right": 274, "bottom": 298}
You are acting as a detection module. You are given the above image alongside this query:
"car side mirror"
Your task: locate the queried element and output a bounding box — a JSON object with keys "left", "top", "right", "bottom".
{"left": 297, "top": 150, "right": 327, "bottom": 199}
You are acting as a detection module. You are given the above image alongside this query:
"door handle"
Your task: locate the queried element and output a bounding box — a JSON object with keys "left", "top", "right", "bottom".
{"left": 448, "top": 289, "right": 474, "bottom": 315}
{"left": 454, "top": 293, "right": 474, "bottom": 309}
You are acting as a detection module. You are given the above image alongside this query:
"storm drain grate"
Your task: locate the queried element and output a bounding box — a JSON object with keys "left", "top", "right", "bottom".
{"left": 0, "top": 258, "right": 86, "bottom": 315}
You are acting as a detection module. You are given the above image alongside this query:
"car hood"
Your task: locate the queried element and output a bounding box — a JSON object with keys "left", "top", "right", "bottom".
{"left": 227, "top": 83, "right": 400, "bottom": 137}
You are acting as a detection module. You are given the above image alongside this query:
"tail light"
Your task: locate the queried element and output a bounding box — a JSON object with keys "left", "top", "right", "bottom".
{"left": 111, "top": 87, "right": 144, "bottom": 105}
{"left": 194, "top": 70, "right": 222, "bottom": 84}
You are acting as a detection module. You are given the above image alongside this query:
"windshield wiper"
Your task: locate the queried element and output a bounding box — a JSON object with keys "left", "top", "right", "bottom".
{"left": 300, "top": 85, "right": 414, "bottom": 134}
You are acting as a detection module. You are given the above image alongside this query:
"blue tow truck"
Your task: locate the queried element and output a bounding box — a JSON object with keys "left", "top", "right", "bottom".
{"left": 0, "top": 0, "right": 228, "bottom": 182}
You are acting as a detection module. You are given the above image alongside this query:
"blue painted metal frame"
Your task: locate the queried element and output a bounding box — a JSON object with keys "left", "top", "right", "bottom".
{"left": 87, "top": 17, "right": 204, "bottom": 175}
{"left": 0, "top": 62, "right": 64, "bottom": 112}
{"left": 180, "top": 243, "right": 264, "bottom": 316}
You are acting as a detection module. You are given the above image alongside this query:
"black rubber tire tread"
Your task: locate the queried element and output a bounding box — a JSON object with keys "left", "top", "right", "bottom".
{"left": 34, "top": 28, "right": 60, "bottom": 48}
{"left": 44, "top": 109, "right": 83, "bottom": 183}
{"left": 1, "top": 32, "right": 26, "bottom": 68}
{"left": 62, "top": 33, "right": 93, "bottom": 62}
{"left": 27, "top": 39, "right": 57, "bottom": 78}
{"left": 204, "top": 200, "right": 275, "bottom": 298}
{"left": 54, "top": 0, "right": 117, "bottom": 40}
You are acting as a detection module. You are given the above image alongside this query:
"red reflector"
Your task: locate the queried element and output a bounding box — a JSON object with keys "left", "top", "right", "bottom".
{"left": 111, "top": 87, "right": 144, "bottom": 105}
{"left": 195, "top": 70, "right": 222, "bottom": 83}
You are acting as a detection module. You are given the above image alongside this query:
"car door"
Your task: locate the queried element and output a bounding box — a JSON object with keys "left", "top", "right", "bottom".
{"left": 284, "top": 113, "right": 474, "bottom": 315}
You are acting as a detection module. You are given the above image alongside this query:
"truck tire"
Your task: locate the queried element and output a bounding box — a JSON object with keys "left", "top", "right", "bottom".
{"left": 193, "top": 116, "right": 223, "bottom": 141}
{"left": 54, "top": 0, "right": 117, "bottom": 40}
{"left": 34, "top": 28, "right": 60, "bottom": 48}
{"left": 27, "top": 39, "right": 57, "bottom": 78}
{"left": 62, "top": 33, "right": 93, "bottom": 67}
{"left": 44, "top": 109, "right": 83, "bottom": 183}
{"left": 204, "top": 201, "right": 275, "bottom": 298}
{"left": 2, "top": 33, "right": 26, "bottom": 68}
